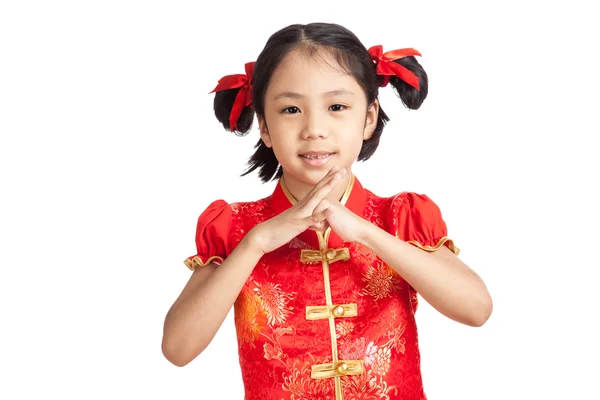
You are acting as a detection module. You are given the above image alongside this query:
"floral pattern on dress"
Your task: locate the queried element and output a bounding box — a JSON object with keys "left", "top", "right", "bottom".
{"left": 371, "top": 347, "right": 392, "bottom": 376}
{"left": 282, "top": 359, "right": 335, "bottom": 400}
{"left": 342, "top": 369, "right": 399, "bottom": 400}
{"left": 253, "top": 281, "right": 296, "bottom": 326}
{"left": 234, "top": 286, "right": 267, "bottom": 347}
{"left": 199, "top": 177, "right": 446, "bottom": 399}
{"left": 360, "top": 261, "right": 401, "bottom": 301}
{"left": 336, "top": 321, "right": 355, "bottom": 339}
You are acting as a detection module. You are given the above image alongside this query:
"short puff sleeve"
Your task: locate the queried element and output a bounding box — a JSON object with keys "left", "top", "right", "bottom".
{"left": 391, "top": 192, "right": 460, "bottom": 255}
{"left": 183, "top": 199, "right": 232, "bottom": 271}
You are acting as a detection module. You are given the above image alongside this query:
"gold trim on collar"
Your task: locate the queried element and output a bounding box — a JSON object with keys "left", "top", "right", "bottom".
{"left": 280, "top": 172, "right": 355, "bottom": 207}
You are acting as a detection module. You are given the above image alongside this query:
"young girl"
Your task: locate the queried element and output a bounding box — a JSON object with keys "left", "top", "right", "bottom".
{"left": 162, "top": 22, "right": 493, "bottom": 400}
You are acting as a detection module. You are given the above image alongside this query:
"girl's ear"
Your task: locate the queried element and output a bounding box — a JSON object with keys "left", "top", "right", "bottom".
{"left": 258, "top": 115, "right": 272, "bottom": 148}
{"left": 363, "top": 99, "right": 379, "bottom": 140}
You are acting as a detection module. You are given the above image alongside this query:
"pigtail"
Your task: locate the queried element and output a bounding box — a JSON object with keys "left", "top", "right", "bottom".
{"left": 213, "top": 89, "right": 255, "bottom": 136}
{"left": 369, "top": 46, "right": 428, "bottom": 110}
{"left": 210, "top": 62, "right": 256, "bottom": 136}
{"left": 387, "top": 56, "right": 428, "bottom": 110}
{"left": 241, "top": 139, "right": 282, "bottom": 182}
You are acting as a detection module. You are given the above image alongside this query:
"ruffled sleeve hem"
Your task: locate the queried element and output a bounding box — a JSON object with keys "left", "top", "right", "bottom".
{"left": 407, "top": 236, "right": 460, "bottom": 255}
{"left": 183, "top": 255, "right": 225, "bottom": 271}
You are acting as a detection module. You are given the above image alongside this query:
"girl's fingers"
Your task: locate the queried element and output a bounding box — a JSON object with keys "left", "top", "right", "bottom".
{"left": 307, "top": 221, "right": 327, "bottom": 231}
{"left": 307, "top": 200, "right": 332, "bottom": 230}
{"left": 298, "top": 166, "right": 340, "bottom": 204}
{"left": 301, "top": 173, "right": 341, "bottom": 212}
{"left": 303, "top": 203, "right": 333, "bottom": 228}
{"left": 302, "top": 168, "right": 345, "bottom": 212}
{"left": 312, "top": 199, "right": 330, "bottom": 216}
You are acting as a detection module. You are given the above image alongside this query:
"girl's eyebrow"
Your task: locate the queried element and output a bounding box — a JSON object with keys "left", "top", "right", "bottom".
{"left": 273, "top": 89, "right": 355, "bottom": 101}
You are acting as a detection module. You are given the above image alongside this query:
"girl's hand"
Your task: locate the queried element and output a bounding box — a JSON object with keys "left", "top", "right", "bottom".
{"left": 312, "top": 177, "right": 371, "bottom": 244}
{"left": 246, "top": 166, "right": 344, "bottom": 255}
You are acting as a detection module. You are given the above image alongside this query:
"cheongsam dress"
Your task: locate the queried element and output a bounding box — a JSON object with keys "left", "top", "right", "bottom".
{"left": 183, "top": 173, "right": 459, "bottom": 400}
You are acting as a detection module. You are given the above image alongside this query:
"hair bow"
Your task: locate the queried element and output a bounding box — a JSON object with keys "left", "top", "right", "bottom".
{"left": 368, "top": 45, "right": 421, "bottom": 90}
{"left": 209, "top": 62, "right": 255, "bottom": 131}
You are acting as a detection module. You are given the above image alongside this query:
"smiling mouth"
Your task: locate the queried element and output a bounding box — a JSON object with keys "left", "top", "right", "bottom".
{"left": 299, "top": 152, "right": 335, "bottom": 159}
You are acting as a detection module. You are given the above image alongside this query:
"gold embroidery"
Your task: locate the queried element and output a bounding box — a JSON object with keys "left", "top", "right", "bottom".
{"left": 183, "top": 255, "right": 224, "bottom": 271}
{"left": 300, "top": 248, "right": 350, "bottom": 264}
{"left": 253, "top": 282, "right": 296, "bottom": 327}
{"left": 311, "top": 360, "right": 364, "bottom": 379}
{"left": 305, "top": 303, "right": 358, "bottom": 320}
{"left": 407, "top": 236, "right": 460, "bottom": 255}
{"left": 335, "top": 321, "right": 354, "bottom": 339}
{"left": 370, "top": 347, "right": 392, "bottom": 376}
{"left": 360, "top": 261, "right": 401, "bottom": 301}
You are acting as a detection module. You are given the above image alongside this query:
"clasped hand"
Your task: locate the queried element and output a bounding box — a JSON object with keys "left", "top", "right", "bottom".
{"left": 247, "top": 166, "right": 369, "bottom": 255}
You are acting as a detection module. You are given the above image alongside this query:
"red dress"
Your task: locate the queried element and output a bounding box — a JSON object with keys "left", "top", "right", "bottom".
{"left": 184, "top": 174, "right": 459, "bottom": 400}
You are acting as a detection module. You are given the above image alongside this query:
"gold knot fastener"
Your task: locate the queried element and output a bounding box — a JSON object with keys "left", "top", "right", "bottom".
{"left": 300, "top": 247, "right": 350, "bottom": 264}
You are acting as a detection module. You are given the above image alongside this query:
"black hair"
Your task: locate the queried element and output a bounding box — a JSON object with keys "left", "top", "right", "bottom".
{"left": 212, "top": 22, "right": 428, "bottom": 183}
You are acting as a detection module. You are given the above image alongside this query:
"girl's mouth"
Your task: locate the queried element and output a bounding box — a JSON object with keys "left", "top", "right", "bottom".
{"left": 299, "top": 152, "right": 335, "bottom": 166}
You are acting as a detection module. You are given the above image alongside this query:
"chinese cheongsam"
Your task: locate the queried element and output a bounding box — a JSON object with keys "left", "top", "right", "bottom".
{"left": 183, "top": 173, "right": 459, "bottom": 400}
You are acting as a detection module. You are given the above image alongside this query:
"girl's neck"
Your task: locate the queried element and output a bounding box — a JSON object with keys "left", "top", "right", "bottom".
{"left": 281, "top": 169, "right": 352, "bottom": 204}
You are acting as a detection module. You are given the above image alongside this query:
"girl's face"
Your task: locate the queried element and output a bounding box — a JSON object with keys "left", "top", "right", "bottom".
{"left": 258, "top": 48, "right": 379, "bottom": 187}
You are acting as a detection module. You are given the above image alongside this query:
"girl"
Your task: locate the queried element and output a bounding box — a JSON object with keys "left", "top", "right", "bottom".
{"left": 162, "top": 22, "right": 493, "bottom": 400}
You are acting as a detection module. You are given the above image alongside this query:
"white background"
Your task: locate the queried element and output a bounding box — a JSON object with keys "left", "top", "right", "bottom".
{"left": 1, "top": 1, "right": 598, "bottom": 399}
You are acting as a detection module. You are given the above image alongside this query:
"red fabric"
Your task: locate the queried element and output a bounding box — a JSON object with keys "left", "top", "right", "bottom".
{"left": 388, "top": 192, "right": 454, "bottom": 314}
{"left": 184, "top": 199, "right": 232, "bottom": 266}
{"left": 391, "top": 192, "right": 450, "bottom": 249}
{"left": 368, "top": 45, "right": 422, "bottom": 90}
{"left": 209, "top": 62, "right": 255, "bottom": 131}
{"left": 184, "top": 176, "right": 455, "bottom": 399}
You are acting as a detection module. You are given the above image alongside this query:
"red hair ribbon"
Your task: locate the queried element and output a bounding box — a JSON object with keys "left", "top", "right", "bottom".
{"left": 209, "top": 62, "right": 255, "bottom": 131}
{"left": 368, "top": 45, "right": 421, "bottom": 90}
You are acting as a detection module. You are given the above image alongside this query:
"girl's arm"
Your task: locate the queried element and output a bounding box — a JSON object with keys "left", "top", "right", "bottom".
{"left": 162, "top": 166, "right": 345, "bottom": 367}
{"left": 359, "top": 224, "right": 493, "bottom": 327}
{"left": 161, "top": 236, "right": 263, "bottom": 367}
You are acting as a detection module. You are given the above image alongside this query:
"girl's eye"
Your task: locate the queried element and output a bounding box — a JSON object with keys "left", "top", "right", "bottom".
{"left": 282, "top": 106, "right": 300, "bottom": 114}
{"left": 329, "top": 104, "right": 346, "bottom": 112}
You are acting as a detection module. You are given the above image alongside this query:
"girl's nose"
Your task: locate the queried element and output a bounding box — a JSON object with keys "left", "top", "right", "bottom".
{"left": 301, "top": 112, "right": 329, "bottom": 140}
